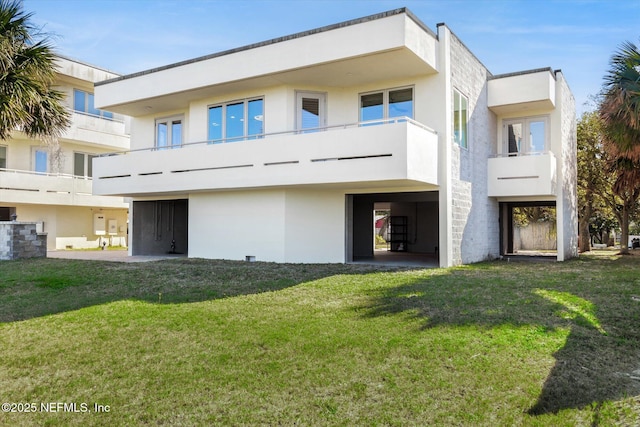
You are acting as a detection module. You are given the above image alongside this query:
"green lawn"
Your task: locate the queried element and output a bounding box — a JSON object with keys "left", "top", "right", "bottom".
{"left": 0, "top": 252, "right": 639, "bottom": 426}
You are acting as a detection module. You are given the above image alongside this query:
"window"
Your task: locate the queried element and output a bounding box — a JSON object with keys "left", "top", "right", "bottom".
{"left": 73, "top": 89, "right": 114, "bottom": 120}
{"left": 296, "top": 92, "right": 326, "bottom": 133}
{"left": 208, "top": 98, "right": 264, "bottom": 142}
{"left": 33, "top": 148, "right": 48, "bottom": 173}
{"left": 360, "top": 87, "right": 413, "bottom": 124}
{"left": 504, "top": 116, "right": 549, "bottom": 155}
{"left": 0, "top": 146, "right": 6, "bottom": 169}
{"left": 74, "top": 152, "right": 96, "bottom": 177}
{"left": 453, "top": 89, "right": 468, "bottom": 148}
{"left": 156, "top": 116, "right": 183, "bottom": 149}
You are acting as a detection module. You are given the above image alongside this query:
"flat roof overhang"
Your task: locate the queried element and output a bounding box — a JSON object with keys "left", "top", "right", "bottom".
{"left": 95, "top": 9, "right": 438, "bottom": 116}
{"left": 488, "top": 68, "right": 556, "bottom": 114}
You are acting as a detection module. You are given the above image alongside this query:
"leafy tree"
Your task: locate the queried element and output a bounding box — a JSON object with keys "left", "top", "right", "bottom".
{"left": 0, "top": 0, "right": 69, "bottom": 141}
{"left": 590, "top": 211, "right": 617, "bottom": 245}
{"left": 577, "top": 110, "right": 618, "bottom": 251}
{"left": 600, "top": 40, "right": 640, "bottom": 254}
{"left": 513, "top": 207, "right": 556, "bottom": 228}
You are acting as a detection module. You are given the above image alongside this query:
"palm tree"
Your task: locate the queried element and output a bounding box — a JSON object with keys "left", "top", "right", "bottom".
{"left": 0, "top": 0, "right": 69, "bottom": 141}
{"left": 600, "top": 40, "right": 640, "bottom": 254}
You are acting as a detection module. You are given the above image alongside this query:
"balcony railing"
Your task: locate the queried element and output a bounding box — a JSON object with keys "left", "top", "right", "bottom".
{"left": 94, "top": 118, "right": 439, "bottom": 196}
{"left": 487, "top": 151, "right": 557, "bottom": 197}
{"left": 72, "top": 110, "right": 125, "bottom": 124}
{"left": 100, "top": 117, "right": 435, "bottom": 156}
{"left": 0, "top": 168, "right": 128, "bottom": 208}
{"left": 62, "top": 111, "right": 129, "bottom": 151}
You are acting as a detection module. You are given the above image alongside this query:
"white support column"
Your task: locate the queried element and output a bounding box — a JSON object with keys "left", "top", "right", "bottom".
{"left": 437, "top": 24, "right": 454, "bottom": 267}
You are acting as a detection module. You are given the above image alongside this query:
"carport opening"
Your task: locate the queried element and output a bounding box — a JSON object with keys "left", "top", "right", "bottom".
{"left": 348, "top": 191, "right": 439, "bottom": 266}
{"left": 500, "top": 202, "right": 557, "bottom": 259}
{"left": 132, "top": 199, "right": 188, "bottom": 256}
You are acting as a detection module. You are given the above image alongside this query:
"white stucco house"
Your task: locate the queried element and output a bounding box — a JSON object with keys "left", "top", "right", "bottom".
{"left": 92, "top": 8, "right": 577, "bottom": 267}
{"left": 1, "top": 57, "right": 130, "bottom": 250}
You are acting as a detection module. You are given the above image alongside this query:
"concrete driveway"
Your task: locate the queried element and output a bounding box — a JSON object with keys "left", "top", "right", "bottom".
{"left": 47, "top": 250, "right": 185, "bottom": 263}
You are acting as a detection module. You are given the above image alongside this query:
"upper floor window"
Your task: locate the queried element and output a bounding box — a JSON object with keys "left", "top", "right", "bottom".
{"left": 453, "top": 89, "right": 468, "bottom": 149}
{"left": 32, "top": 147, "right": 48, "bottom": 174}
{"left": 74, "top": 89, "right": 114, "bottom": 120}
{"left": 296, "top": 92, "right": 326, "bottom": 133}
{"left": 0, "top": 145, "right": 6, "bottom": 169}
{"left": 156, "top": 116, "right": 183, "bottom": 149}
{"left": 208, "top": 98, "right": 264, "bottom": 143}
{"left": 504, "top": 116, "right": 549, "bottom": 155}
{"left": 74, "top": 152, "right": 95, "bottom": 178}
{"left": 360, "top": 87, "right": 413, "bottom": 124}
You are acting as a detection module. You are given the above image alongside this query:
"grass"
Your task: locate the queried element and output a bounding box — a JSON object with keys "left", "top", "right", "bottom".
{"left": 0, "top": 251, "right": 639, "bottom": 426}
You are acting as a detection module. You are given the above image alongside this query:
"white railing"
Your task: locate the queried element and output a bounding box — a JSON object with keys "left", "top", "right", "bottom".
{"left": 93, "top": 117, "right": 440, "bottom": 195}
{"left": 0, "top": 168, "right": 91, "bottom": 180}
{"left": 487, "top": 152, "right": 557, "bottom": 197}
{"left": 491, "top": 150, "right": 552, "bottom": 158}
{"left": 0, "top": 167, "right": 128, "bottom": 207}
{"left": 72, "top": 110, "right": 125, "bottom": 124}
{"left": 99, "top": 117, "right": 437, "bottom": 157}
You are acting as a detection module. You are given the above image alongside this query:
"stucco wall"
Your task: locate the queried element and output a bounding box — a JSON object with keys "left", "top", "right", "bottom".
{"left": 283, "top": 189, "right": 345, "bottom": 263}
{"left": 9, "top": 205, "right": 128, "bottom": 250}
{"left": 188, "top": 189, "right": 345, "bottom": 263}
{"left": 558, "top": 71, "right": 578, "bottom": 260}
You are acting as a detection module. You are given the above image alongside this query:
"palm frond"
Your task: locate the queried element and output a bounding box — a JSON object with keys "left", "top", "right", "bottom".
{"left": 0, "top": 0, "right": 69, "bottom": 140}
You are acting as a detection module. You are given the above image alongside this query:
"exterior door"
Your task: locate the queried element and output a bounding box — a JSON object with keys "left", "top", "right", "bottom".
{"left": 296, "top": 91, "right": 326, "bottom": 133}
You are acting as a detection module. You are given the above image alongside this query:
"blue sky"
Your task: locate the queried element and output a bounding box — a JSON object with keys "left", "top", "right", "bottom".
{"left": 23, "top": 0, "right": 640, "bottom": 116}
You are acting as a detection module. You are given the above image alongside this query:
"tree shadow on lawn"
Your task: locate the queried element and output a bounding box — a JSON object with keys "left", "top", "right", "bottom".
{"left": 357, "top": 262, "right": 640, "bottom": 417}
{"left": 0, "top": 257, "right": 407, "bottom": 323}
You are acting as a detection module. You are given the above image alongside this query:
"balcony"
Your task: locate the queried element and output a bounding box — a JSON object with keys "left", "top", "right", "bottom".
{"left": 93, "top": 119, "right": 439, "bottom": 197}
{"left": 488, "top": 69, "right": 556, "bottom": 114}
{"left": 488, "top": 152, "right": 557, "bottom": 198}
{"left": 0, "top": 169, "right": 128, "bottom": 208}
{"left": 61, "top": 112, "right": 129, "bottom": 150}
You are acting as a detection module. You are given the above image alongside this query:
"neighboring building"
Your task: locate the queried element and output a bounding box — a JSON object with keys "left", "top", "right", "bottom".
{"left": 0, "top": 57, "right": 130, "bottom": 250}
{"left": 92, "top": 8, "right": 577, "bottom": 266}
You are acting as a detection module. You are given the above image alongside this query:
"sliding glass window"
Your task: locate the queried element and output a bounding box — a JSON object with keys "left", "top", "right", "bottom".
{"left": 73, "top": 89, "right": 114, "bottom": 120}
{"left": 208, "top": 98, "right": 264, "bottom": 143}
{"left": 503, "top": 116, "right": 549, "bottom": 155}
{"left": 360, "top": 87, "right": 413, "bottom": 125}
{"left": 74, "top": 152, "right": 96, "bottom": 177}
{"left": 156, "top": 116, "right": 183, "bottom": 149}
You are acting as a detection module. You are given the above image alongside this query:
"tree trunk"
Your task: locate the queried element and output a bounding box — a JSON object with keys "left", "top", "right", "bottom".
{"left": 620, "top": 204, "right": 630, "bottom": 255}
{"left": 579, "top": 201, "right": 592, "bottom": 252}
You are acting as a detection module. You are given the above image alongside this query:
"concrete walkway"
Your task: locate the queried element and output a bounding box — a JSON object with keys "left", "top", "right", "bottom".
{"left": 47, "top": 249, "right": 437, "bottom": 267}
{"left": 47, "top": 250, "right": 185, "bottom": 263}
{"left": 352, "top": 250, "right": 439, "bottom": 268}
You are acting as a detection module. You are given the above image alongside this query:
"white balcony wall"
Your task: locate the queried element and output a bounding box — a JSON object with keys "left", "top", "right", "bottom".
{"left": 94, "top": 121, "right": 438, "bottom": 197}
{"left": 488, "top": 70, "right": 556, "bottom": 114}
{"left": 0, "top": 170, "right": 128, "bottom": 208}
{"left": 62, "top": 112, "right": 129, "bottom": 150}
{"left": 487, "top": 153, "right": 557, "bottom": 198}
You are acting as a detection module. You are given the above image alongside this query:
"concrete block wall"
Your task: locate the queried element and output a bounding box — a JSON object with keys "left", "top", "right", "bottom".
{"left": 0, "top": 222, "right": 47, "bottom": 260}
{"left": 449, "top": 31, "right": 500, "bottom": 264}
